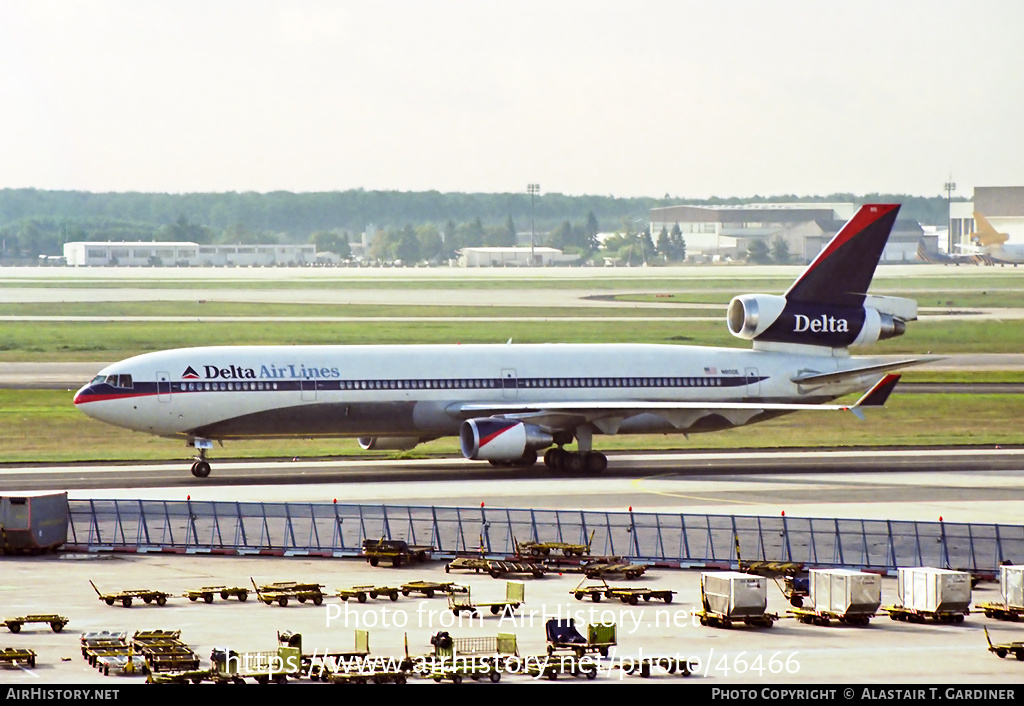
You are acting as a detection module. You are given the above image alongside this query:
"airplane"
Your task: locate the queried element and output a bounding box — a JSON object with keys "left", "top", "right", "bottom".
{"left": 965, "top": 211, "right": 1024, "bottom": 265}
{"left": 74, "top": 204, "right": 927, "bottom": 479}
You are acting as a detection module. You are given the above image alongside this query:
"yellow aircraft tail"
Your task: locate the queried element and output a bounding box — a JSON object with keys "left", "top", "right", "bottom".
{"left": 971, "top": 212, "right": 1009, "bottom": 246}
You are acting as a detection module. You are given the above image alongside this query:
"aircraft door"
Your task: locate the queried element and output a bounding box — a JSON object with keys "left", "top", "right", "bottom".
{"left": 745, "top": 367, "right": 760, "bottom": 397}
{"left": 301, "top": 378, "right": 317, "bottom": 402}
{"left": 157, "top": 371, "right": 171, "bottom": 403}
{"left": 501, "top": 368, "right": 517, "bottom": 401}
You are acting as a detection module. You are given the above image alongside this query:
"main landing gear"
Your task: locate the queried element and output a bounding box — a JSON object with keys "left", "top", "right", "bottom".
{"left": 543, "top": 448, "right": 608, "bottom": 473}
{"left": 543, "top": 426, "right": 607, "bottom": 474}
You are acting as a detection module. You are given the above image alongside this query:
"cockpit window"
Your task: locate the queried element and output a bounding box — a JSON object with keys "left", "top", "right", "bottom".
{"left": 102, "top": 374, "right": 134, "bottom": 389}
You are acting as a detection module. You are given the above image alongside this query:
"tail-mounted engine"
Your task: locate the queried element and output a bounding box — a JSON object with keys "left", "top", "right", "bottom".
{"left": 727, "top": 294, "right": 914, "bottom": 349}
{"left": 459, "top": 418, "right": 553, "bottom": 461}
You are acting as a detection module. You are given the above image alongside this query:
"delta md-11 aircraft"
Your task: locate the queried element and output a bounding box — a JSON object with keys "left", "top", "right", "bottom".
{"left": 75, "top": 204, "right": 927, "bottom": 478}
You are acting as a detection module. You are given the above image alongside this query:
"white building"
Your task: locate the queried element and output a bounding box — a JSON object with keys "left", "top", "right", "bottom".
{"left": 458, "top": 246, "right": 576, "bottom": 267}
{"left": 650, "top": 202, "right": 922, "bottom": 263}
{"left": 64, "top": 241, "right": 316, "bottom": 267}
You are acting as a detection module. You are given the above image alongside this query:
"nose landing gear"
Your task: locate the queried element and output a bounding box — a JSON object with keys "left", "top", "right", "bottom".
{"left": 188, "top": 438, "right": 214, "bottom": 478}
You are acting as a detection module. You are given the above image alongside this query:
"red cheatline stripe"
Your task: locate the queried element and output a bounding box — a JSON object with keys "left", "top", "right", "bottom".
{"left": 73, "top": 391, "right": 156, "bottom": 405}
{"left": 479, "top": 424, "right": 514, "bottom": 447}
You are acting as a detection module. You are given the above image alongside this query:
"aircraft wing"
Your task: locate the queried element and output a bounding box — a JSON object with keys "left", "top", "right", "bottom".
{"left": 451, "top": 375, "right": 901, "bottom": 433}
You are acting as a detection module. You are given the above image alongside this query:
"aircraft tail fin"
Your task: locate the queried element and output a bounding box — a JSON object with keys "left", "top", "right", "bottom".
{"left": 971, "top": 212, "right": 1009, "bottom": 246}
{"left": 727, "top": 205, "right": 911, "bottom": 350}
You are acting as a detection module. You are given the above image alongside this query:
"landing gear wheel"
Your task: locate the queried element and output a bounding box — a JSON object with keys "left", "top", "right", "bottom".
{"left": 191, "top": 461, "right": 211, "bottom": 478}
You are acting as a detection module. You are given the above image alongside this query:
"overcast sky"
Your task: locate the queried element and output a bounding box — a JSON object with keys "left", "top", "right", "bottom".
{"left": 2, "top": 1, "right": 1023, "bottom": 199}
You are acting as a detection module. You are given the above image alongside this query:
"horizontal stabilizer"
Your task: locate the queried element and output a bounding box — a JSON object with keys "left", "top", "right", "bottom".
{"left": 791, "top": 357, "right": 938, "bottom": 386}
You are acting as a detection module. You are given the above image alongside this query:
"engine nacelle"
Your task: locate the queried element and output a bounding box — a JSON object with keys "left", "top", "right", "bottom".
{"left": 357, "top": 436, "right": 422, "bottom": 451}
{"left": 727, "top": 294, "right": 906, "bottom": 348}
{"left": 459, "top": 419, "right": 553, "bottom": 461}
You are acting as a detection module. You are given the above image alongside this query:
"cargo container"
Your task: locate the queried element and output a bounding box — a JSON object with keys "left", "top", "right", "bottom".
{"left": 977, "top": 565, "right": 1024, "bottom": 622}
{"left": 0, "top": 492, "right": 68, "bottom": 553}
{"left": 697, "top": 572, "right": 775, "bottom": 628}
{"left": 885, "top": 567, "right": 971, "bottom": 623}
{"left": 811, "top": 569, "right": 881, "bottom": 615}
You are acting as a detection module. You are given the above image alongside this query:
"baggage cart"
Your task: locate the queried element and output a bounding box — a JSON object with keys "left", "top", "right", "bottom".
{"left": 978, "top": 564, "right": 1024, "bottom": 622}
{"left": 886, "top": 567, "right": 970, "bottom": 623}
{"left": 3, "top": 613, "right": 68, "bottom": 633}
{"left": 362, "top": 538, "right": 433, "bottom": 567}
{"left": 300, "top": 630, "right": 371, "bottom": 681}
{"left": 516, "top": 530, "right": 595, "bottom": 558}
{"left": 789, "top": 569, "right": 880, "bottom": 626}
{"left": 182, "top": 585, "right": 249, "bottom": 603}
{"left": 208, "top": 631, "right": 304, "bottom": 684}
{"left": 697, "top": 571, "right": 777, "bottom": 628}
{"left": 420, "top": 631, "right": 516, "bottom": 684}
{"left": 0, "top": 648, "right": 36, "bottom": 669}
{"left": 90, "top": 580, "right": 169, "bottom": 608}
{"left": 337, "top": 585, "right": 402, "bottom": 602}
{"left": 525, "top": 653, "right": 599, "bottom": 680}
{"left": 251, "top": 578, "right": 325, "bottom": 607}
{"left": 582, "top": 560, "right": 646, "bottom": 580}
{"left": 400, "top": 580, "right": 467, "bottom": 598}
{"left": 985, "top": 627, "right": 1024, "bottom": 661}
{"left": 618, "top": 656, "right": 693, "bottom": 678}
{"left": 545, "top": 618, "right": 616, "bottom": 658}
{"left": 445, "top": 556, "right": 545, "bottom": 578}
{"left": 448, "top": 581, "right": 524, "bottom": 617}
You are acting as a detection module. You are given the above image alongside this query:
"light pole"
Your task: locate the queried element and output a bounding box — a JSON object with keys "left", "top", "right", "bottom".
{"left": 527, "top": 183, "right": 540, "bottom": 266}
{"left": 944, "top": 179, "right": 956, "bottom": 254}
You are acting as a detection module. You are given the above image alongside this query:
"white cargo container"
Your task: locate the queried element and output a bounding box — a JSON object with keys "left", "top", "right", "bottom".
{"left": 810, "top": 569, "right": 882, "bottom": 617}
{"left": 897, "top": 567, "right": 972, "bottom": 613}
{"left": 1000, "top": 565, "right": 1024, "bottom": 610}
{"left": 700, "top": 572, "right": 767, "bottom": 619}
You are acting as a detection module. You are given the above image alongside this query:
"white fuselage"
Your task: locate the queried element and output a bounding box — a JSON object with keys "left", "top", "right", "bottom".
{"left": 74, "top": 342, "right": 881, "bottom": 442}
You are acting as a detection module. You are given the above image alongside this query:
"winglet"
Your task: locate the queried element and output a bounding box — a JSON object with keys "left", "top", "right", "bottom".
{"left": 842, "top": 373, "right": 901, "bottom": 420}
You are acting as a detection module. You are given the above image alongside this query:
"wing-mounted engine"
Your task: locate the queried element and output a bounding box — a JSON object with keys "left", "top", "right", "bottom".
{"left": 358, "top": 436, "right": 423, "bottom": 451}
{"left": 459, "top": 418, "right": 553, "bottom": 461}
{"left": 727, "top": 294, "right": 913, "bottom": 349}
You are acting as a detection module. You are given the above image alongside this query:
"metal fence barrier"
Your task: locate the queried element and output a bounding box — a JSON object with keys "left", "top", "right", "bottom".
{"left": 65, "top": 499, "right": 1024, "bottom": 573}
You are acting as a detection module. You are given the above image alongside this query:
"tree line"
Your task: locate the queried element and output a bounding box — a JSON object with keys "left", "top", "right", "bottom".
{"left": 0, "top": 188, "right": 956, "bottom": 261}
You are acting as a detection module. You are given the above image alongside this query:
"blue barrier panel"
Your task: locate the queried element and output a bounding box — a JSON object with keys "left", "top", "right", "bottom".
{"left": 64, "top": 499, "right": 1024, "bottom": 573}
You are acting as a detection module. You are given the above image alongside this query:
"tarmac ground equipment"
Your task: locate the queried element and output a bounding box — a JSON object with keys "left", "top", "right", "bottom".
{"left": 618, "top": 656, "right": 693, "bottom": 678}
{"left": 697, "top": 571, "right": 778, "bottom": 628}
{"left": 420, "top": 631, "right": 516, "bottom": 683}
{"left": 582, "top": 560, "right": 646, "bottom": 580}
{"left": 299, "top": 630, "right": 371, "bottom": 681}
{"left": 208, "top": 631, "right": 304, "bottom": 684}
{"left": 336, "top": 585, "right": 401, "bottom": 602}
{"left": 362, "top": 537, "right": 433, "bottom": 567}
{"left": 516, "top": 530, "right": 595, "bottom": 558}
{"left": 251, "top": 578, "right": 325, "bottom": 606}
{"left": 448, "top": 581, "right": 524, "bottom": 617}
{"left": 133, "top": 629, "right": 200, "bottom": 674}
{"left": 0, "top": 648, "right": 36, "bottom": 669}
{"left": 985, "top": 627, "right": 1024, "bottom": 660}
{"left": 524, "top": 653, "right": 598, "bottom": 680}
{"left": 885, "top": 567, "right": 970, "bottom": 624}
{"left": 545, "top": 618, "right": 616, "bottom": 658}
{"left": 788, "top": 569, "right": 880, "bottom": 626}
{"left": 978, "top": 564, "right": 1024, "bottom": 622}
{"left": 2, "top": 613, "right": 68, "bottom": 633}
{"left": 90, "top": 580, "right": 169, "bottom": 608}
{"left": 445, "top": 556, "right": 546, "bottom": 578}
{"left": 400, "top": 580, "right": 467, "bottom": 598}
{"left": 182, "top": 585, "right": 249, "bottom": 603}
